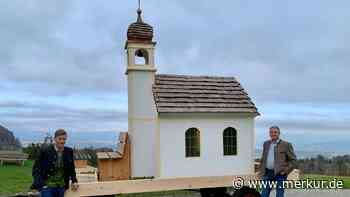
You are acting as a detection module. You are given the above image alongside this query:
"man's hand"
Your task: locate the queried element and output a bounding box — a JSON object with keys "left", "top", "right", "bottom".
{"left": 256, "top": 171, "right": 263, "bottom": 180}
{"left": 71, "top": 182, "right": 79, "bottom": 191}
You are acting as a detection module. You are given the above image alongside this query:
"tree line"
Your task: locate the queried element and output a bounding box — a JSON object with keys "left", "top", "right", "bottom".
{"left": 298, "top": 154, "right": 350, "bottom": 176}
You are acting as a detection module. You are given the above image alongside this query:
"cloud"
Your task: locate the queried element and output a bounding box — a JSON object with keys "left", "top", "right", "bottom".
{"left": 151, "top": 0, "right": 350, "bottom": 103}
{"left": 256, "top": 102, "right": 350, "bottom": 131}
{"left": 0, "top": 0, "right": 129, "bottom": 96}
{"left": 0, "top": 0, "right": 349, "bottom": 133}
{"left": 0, "top": 100, "right": 127, "bottom": 132}
{"left": 2, "top": 0, "right": 350, "bottom": 100}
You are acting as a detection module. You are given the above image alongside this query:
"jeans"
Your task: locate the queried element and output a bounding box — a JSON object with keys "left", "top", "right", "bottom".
{"left": 261, "top": 168, "right": 287, "bottom": 197}
{"left": 40, "top": 186, "right": 65, "bottom": 197}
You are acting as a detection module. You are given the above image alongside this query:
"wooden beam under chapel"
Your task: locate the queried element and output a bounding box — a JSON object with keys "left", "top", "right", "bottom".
{"left": 65, "top": 174, "right": 257, "bottom": 197}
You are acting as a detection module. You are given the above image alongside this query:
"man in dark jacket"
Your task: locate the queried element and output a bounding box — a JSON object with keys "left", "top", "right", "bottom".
{"left": 31, "top": 129, "right": 79, "bottom": 197}
{"left": 259, "top": 126, "right": 297, "bottom": 197}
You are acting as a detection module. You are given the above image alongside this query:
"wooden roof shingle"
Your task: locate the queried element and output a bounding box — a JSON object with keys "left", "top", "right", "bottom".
{"left": 152, "top": 74, "right": 259, "bottom": 114}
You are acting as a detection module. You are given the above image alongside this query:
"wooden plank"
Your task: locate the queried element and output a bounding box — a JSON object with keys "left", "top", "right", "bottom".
{"left": 156, "top": 74, "right": 237, "bottom": 83}
{"left": 154, "top": 93, "right": 250, "bottom": 99}
{"left": 155, "top": 97, "right": 253, "bottom": 104}
{"left": 96, "top": 152, "right": 122, "bottom": 159}
{"left": 76, "top": 173, "right": 98, "bottom": 183}
{"left": 153, "top": 88, "right": 247, "bottom": 95}
{"left": 157, "top": 107, "right": 258, "bottom": 113}
{"left": 97, "top": 160, "right": 110, "bottom": 181}
{"left": 153, "top": 84, "right": 242, "bottom": 91}
{"left": 112, "top": 139, "right": 130, "bottom": 181}
{"left": 155, "top": 80, "right": 238, "bottom": 87}
{"left": 65, "top": 174, "right": 257, "bottom": 197}
{"left": 156, "top": 103, "right": 255, "bottom": 108}
{"left": 108, "top": 160, "right": 113, "bottom": 178}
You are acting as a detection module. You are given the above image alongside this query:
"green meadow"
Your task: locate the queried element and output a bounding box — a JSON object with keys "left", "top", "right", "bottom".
{"left": 0, "top": 160, "right": 33, "bottom": 196}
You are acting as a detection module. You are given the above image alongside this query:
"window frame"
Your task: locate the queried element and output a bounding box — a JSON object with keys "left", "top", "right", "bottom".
{"left": 185, "top": 128, "right": 201, "bottom": 157}
{"left": 223, "top": 127, "right": 238, "bottom": 156}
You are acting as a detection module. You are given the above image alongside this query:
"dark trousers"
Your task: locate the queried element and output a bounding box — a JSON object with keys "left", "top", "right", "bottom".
{"left": 261, "top": 168, "right": 287, "bottom": 197}
{"left": 40, "top": 187, "right": 65, "bottom": 197}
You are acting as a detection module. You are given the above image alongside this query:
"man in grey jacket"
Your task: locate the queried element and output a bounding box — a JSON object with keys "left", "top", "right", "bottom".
{"left": 259, "top": 126, "right": 297, "bottom": 197}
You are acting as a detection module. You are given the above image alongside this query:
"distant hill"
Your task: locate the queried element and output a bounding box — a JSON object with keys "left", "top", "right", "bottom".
{"left": 255, "top": 149, "right": 342, "bottom": 159}
{"left": 0, "top": 125, "right": 22, "bottom": 150}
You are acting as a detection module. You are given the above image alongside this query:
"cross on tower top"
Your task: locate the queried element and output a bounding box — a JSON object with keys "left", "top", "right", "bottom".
{"left": 137, "top": 0, "right": 143, "bottom": 23}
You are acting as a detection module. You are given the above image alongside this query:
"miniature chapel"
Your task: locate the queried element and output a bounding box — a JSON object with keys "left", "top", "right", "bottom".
{"left": 124, "top": 7, "right": 259, "bottom": 179}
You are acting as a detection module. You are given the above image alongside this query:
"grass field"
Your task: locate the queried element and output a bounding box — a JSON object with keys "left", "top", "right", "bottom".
{"left": 0, "top": 160, "right": 33, "bottom": 196}
{"left": 302, "top": 174, "right": 350, "bottom": 189}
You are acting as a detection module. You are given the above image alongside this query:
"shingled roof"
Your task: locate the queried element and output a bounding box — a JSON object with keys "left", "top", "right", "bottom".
{"left": 152, "top": 74, "right": 259, "bottom": 114}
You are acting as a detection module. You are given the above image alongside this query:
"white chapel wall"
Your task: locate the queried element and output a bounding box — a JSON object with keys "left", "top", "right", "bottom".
{"left": 158, "top": 113, "right": 256, "bottom": 178}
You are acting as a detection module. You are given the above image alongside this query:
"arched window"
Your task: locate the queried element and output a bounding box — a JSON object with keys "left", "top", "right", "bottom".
{"left": 223, "top": 127, "right": 237, "bottom": 155}
{"left": 134, "top": 49, "right": 149, "bottom": 65}
{"left": 185, "top": 128, "right": 200, "bottom": 157}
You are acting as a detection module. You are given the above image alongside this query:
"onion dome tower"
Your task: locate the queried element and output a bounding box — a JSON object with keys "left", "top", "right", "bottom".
{"left": 125, "top": 2, "right": 156, "bottom": 74}
{"left": 127, "top": 8, "right": 153, "bottom": 43}
{"left": 125, "top": 1, "right": 159, "bottom": 178}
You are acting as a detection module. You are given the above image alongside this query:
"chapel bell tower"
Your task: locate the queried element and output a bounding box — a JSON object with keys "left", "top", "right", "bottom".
{"left": 125, "top": 4, "right": 159, "bottom": 178}
{"left": 125, "top": 7, "right": 156, "bottom": 73}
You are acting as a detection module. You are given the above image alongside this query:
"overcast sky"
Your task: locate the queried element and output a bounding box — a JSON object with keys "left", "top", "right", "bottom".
{"left": 1, "top": 0, "right": 349, "bottom": 147}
